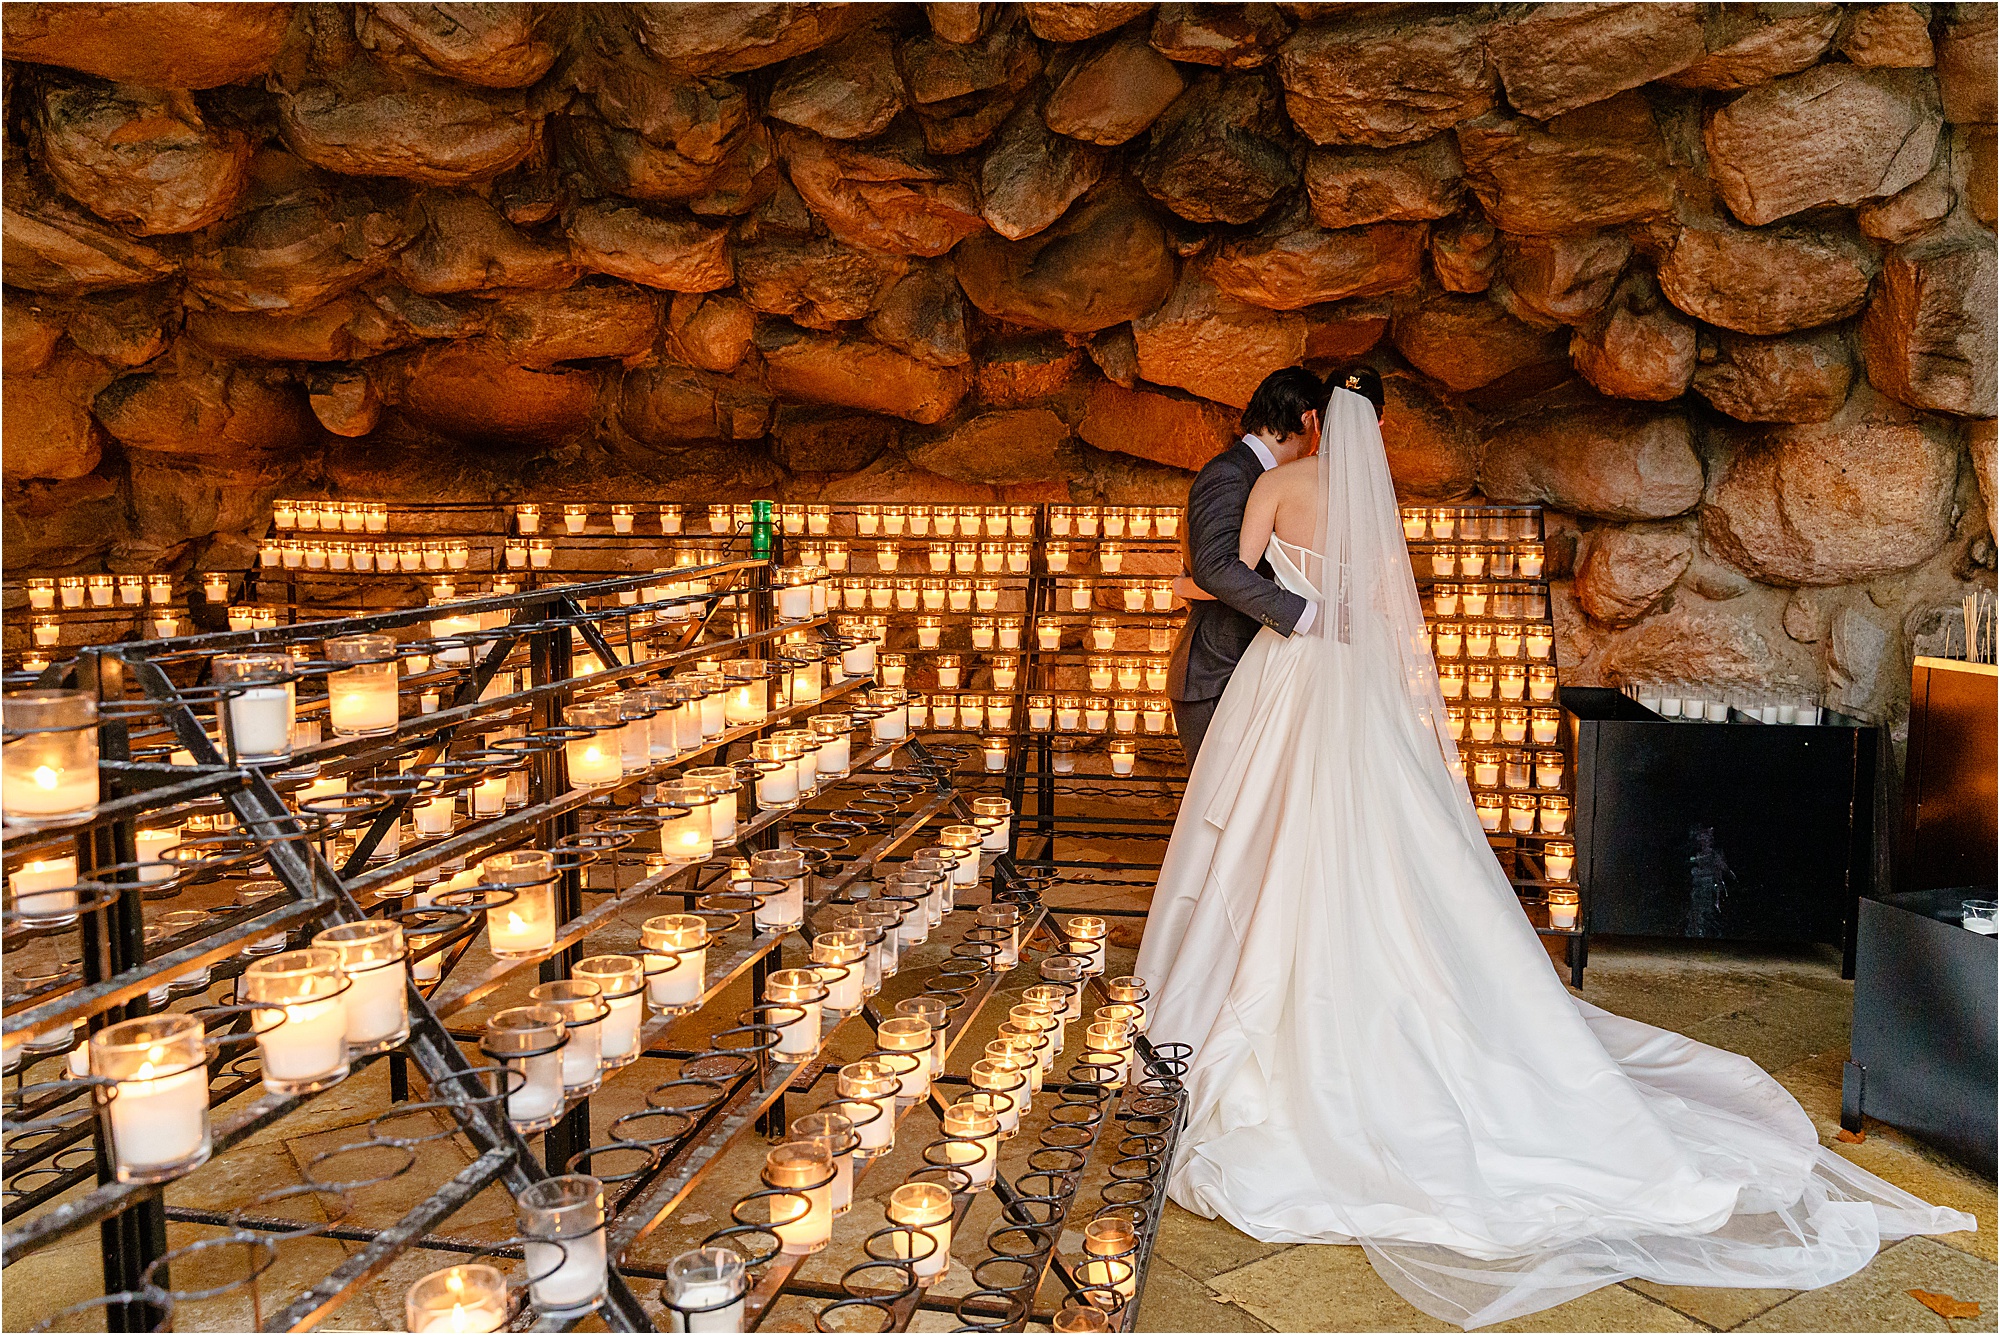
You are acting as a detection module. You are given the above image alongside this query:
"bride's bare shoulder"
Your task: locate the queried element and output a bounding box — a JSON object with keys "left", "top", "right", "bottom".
{"left": 1261, "top": 457, "right": 1320, "bottom": 492}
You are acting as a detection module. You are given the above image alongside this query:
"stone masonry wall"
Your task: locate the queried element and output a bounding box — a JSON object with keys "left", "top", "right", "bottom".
{"left": 2, "top": 1, "right": 1996, "bottom": 726}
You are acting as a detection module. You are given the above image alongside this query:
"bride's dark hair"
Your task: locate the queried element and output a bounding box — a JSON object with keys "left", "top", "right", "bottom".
{"left": 1332, "top": 367, "right": 1386, "bottom": 420}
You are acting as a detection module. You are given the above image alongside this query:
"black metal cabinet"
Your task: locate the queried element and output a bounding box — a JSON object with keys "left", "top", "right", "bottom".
{"left": 1844, "top": 889, "right": 1997, "bottom": 1176}
{"left": 1563, "top": 687, "right": 1876, "bottom": 954}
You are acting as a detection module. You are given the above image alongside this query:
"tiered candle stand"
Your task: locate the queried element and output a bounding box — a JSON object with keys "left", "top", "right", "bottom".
{"left": 1406, "top": 504, "right": 1585, "bottom": 984}
{"left": 2, "top": 552, "right": 1184, "bottom": 1334}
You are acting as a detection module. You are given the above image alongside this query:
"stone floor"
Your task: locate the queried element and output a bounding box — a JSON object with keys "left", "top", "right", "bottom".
{"left": 1133, "top": 937, "right": 1998, "bottom": 1335}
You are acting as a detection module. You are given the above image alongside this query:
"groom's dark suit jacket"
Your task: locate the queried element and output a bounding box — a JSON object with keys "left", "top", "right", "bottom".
{"left": 1167, "top": 440, "right": 1310, "bottom": 704}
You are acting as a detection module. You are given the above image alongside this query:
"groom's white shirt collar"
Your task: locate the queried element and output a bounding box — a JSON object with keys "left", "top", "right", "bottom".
{"left": 1235, "top": 435, "right": 1317, "bottom": 635}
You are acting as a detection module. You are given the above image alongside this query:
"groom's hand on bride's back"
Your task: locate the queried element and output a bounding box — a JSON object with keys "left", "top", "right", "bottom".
{"left": 1171, "top": 574, "right": 1214, "bottom": 604}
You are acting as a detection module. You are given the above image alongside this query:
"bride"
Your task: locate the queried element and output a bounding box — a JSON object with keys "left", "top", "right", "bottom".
{"left": 1133, "top": 373, "right": 1974, "bottom": 1328}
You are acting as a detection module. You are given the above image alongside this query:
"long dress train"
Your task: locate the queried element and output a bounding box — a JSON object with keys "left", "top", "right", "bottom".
{"left": 1134, "top": 388, "right": 1974, "bottom": 1330}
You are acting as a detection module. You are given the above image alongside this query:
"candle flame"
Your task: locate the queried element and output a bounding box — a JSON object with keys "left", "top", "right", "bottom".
{"left": 506, "top": 912, "right": 525, "bottom": 932}
{"left": 33, "top": 766, "right": 60, "bottom": 790}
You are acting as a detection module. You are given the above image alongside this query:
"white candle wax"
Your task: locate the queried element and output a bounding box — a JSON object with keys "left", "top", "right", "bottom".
{"left": 489, "top": 907, "right": 553, "bottom": 956}
{"left": 871, "top": 707, "right": 907, "bottom": 741}
{"left": 6, "top": 760, "right": 98, "bottom": 820}
{"left": 773, "top": 999, "right": 819, "bottom": 1059}
{"left": 341, "top": 960, "right": 408, "bottom": 1048}
{"left": 136, "top": 828, "right": 180, "bottom": 883}
{"left": 706, "top": 791, "right": 737, "bottom": 841}
{"left": 566, "top": 737, "right": 622, "bottom": 789}
{"left": 508, "top": 1053, "right": 562, "bottom": 1124}
{"left": 756, "top": 763, "right": 800, "bottom": 807}
{"left": 10, "top": 856, "right": 79, "bottom": 920}
{"left": 816, "top": 734, "right": 850, "bottom": 775}
{"left": 667, "top": 1282, "right": 744, "bottom": 1333}
{"left": 601, "top": 992, "right": 642, "bottom": 1062}
{"left": 108, "top": 1063, "right": 208, "bottom": 1172}
{"left": 330, "top": 680, "right": 399, "bottom": 734}
{"left": 257, "top": 997, "right": 346, "bottom": 1087}
{"left": 1546, "top": 851, "right": 1575, "bottom": 882}
{"left": 822, "top": 963, "right": 862, "bottom": 1015}
{"left": 558, "top": 1023, "right": 600, "bottom": 1089}
{"left": 840, "top": 642, "right": 875, "bottom": 677}
{"left": 526, "top": 1227, "right": 606, "bottom": 1311}
{"left": 699, "top": 692, "right": 726, "bottom": 736}
{"left": 754, "top": 879, "right": 805, "bottom": 933}
{"left": 647, "top": 946, "right": 707, "bottom": 1009}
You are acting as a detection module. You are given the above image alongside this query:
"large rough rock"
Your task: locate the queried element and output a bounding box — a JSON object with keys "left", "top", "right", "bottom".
{"left": 1389, "top": 294, "right": 1568, "bottom": 394}
{"left": 1022, "top": 3, "right": 1153, "bottom": 43}
{"left": 867, "top": 261, "right": 972, "bottom": 367}
{"left": 766, "top": 27, "right": 906, "bottom": 140}
{"left": 1381, "top": 370, "right": 1478, "bottom": 498}
{"left": 900, "top": 16, "right": 1042, "bottom": 154}
{"left": 1705, "top": 65, "right": 1943, "bottom": 225}
{"left": 1856, "top": 153, "right": 1957, "bottom": 243}
{"left": 1694, "top": 329, "right": 1854, "bottom": 423}
{"left": 2, "top": 3, "right": 291, "bottom": 88}
{"left": 356, "top": 5, "right": 567, "bottom": 87}
{"left": 954, "top": 186, "right": 1177, "bottom": 332}
{"left": 393, "top": 342, "right": 598, "bottom": 443}
{"left": 398, "top": 191, "right": 575, "bottom": 293}
{"left": 1429, "top": 215, "right": 1500, "bottom": 293}
{"left": 1574, "top": 520, "right": 1696, "bottom": 624}
{"left": 1495, "top": 231, "right": 1631, "bottom": 329}
{"left": 1580, "top": 589, "right": 1804, "bottom": 691}
{"left": 777, "top": 127, "right": 986, "bottom": 257}
{"left": 980, "top": 100, "right": 1105, "bottom": 240}
{"left": 908, "top": 408, "right": 1072, "bottom": 483}
{"left": 277, "top": 62, "right": 538, "bottom": 186}
{"left": 768, "top": 405, "right": 898, "bottom": 473}
{"left": 1454, "top": 92, "right": 1673, "bottom": 236}
{"left": 1131, "top": 270, "right": 1305, "bottom": 407}
{"left": 1667, "top": 5, "right": 1842, "bottom": 90}
{"left": 4, "top": 474, "right": 126, "bottom": 568}
{"left": 1570, "top": 271, "right": 1697, "bottom": 402}
{"left": 1302, "top": 136, "right": 1463, "bottom": 228}
{"left": 93, "top": 349, "right": 317, "bottom": 457}
{"left": 1149, "top": 3, "right": 1289, "bottom": 69}
{"left": 1043, "top": 29, "right": 1186, "bottom": 145}
{"left": 1860, "top": 237, "right": 1999, "bottom": 418}
{"left": 1485, "top": 3, "right": 1706, "bottom": 120}
{"left": 3, "top": 174, "right": 177, "bottom": 295}
{"left": 565, "top": 199, "right": 733, "bottom": 292}
{"left": 619, "top": 361, "right": 774, "bottom": 444}
{"left": 565, "top": 113, "right": 775, "bottom": 215}
{"left": 755, "top": 323, "right": 968, "bottom": 423}
{"left": 736, "top": 234, "right": 908, "bottom": 328}
{"left": 1134, "top": 72, "right": 1299, "bottom": 225}
{"left": 1482, "top": 398, "right": 1704, "bottom": 520}
{"left": 3, "top": 347, "right": 112, "bottom": 482}
{"left": 185, "top": 292, "right": 423, "bottom": 362}
{"left": 64, "top": 288, "right": 177, "bottom": 368}
{"left": 483, "top": 285, "right": 660, "bottom": 368}
{"left": 1275, "top": 13, "right": 1495, "bottom": 148}
{"left": 975, "top": 336, "right": 1084, "bottom": 404}
{"left": 1202, "top": 204, "right": 1426, "bottom": 310}
{"left": 33, "top": 80, "right": 253, "bottom": 237}
{"left": 1703, "top": 389, "right": 1961, "bottom": 584}
{"left": 307, "top": 367, "right": 381, "bottom": 437}
{"left": 1970, "top": 418, "right": 1998, "bottom": 536}
{"left": 625, "top": 4, "right": 881, "bottom": 76}
{"left": 1937, "top": 8, "right": 1998, "bottom": 123}
{"left": 3, "top": 297, "right": 67, "bottom": 376}
{"left": 1656, "top": 222, "right": 1875, "bottom": 335}
{"left": 1077, "top": 378, "right": 1237, "bottom": 472}
{"left": 1839, "top": 5, "right": 1935, "bottom": 69}
{"left": 666, "top": 292, "right": 756, "bottom": 373}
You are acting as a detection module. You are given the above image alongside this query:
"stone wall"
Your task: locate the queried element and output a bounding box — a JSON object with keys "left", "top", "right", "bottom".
{"left": 3, "top": 1, "right": 1995, "bottom": 723}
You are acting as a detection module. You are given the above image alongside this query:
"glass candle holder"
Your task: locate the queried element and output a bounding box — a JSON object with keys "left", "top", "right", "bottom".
{"left": 1101, "top": 508, "right": 1128, "bottom": 538}
{"left": 1109, "top": 739, "right": 1138, "bottom": 774}
{"left": 32, "top": 615, "right": 60, "bottom": 647}
{"left": 312, "top": 919, "right": 408, "bottom": 1055}
{"left": 765, "top": 967, "right": 826, "bottom": 1059}
{"left": 750, "top": 847, "right": 807, "bottom": 932}
{"left": 886, "top": 1181, "right": 953, "bottom": 1285}
{"left": 215, "top": 653, "right": 295, "bottom": 764}
{"left": 1083, "top": 697, "right": 1110, "bottom": 731}
{"left": 3, "top": 689, "right": 98, "bottom": 828}
{"left": 485, "top": 1004, "right": 567, "bottom": 1132}
{"left": 940, "top": 824, "right": 983, "bottom": 888}
{"left": 763, "top": 1141, "right": 836, "bottom": 1256}
{"left": 1089, "top": 617, "right": 1117, "bottom": 650}
{"left": 1099, "top": 542, "right": 1125, "bottom": 574}
{"left": 661, "top": 1247, "right": 746, "bottom": 1334}
{"left": 838, "top": 1059, "right": 901, "bottom": 1158}
{"left": 91, "top": 1013, "right": 211, "bottom": 1183}
{"left": 529, "top": 980, "right": 608, "bottom": 1094}
{"left": 1046, "top": 541, "right": 1071, "bottom": 574}
{"left": 1067, "top": 916, "right": 1109, "bottom": 976}
{"left": 642, "top": 913, "right": 709, "bottom": 1013}
{"left": 406, "top": 1264, "right": 508, "bottom": 1334}
{"left": 812, "top": 929, "right": 866, "bottom": 1018}
{"left": 573, "top": 955, "right": 644, "bottom": 1069}
{"left": 529, "top": 539, "right": 554, "bottom": 568}
{"left": 942, "top": 1096, "right": 1002, "bottom": 1190}
{"left": 326, "top": 635, "right": 400, "bottom": 737}
{"left": 1112, "top": 698, "right": 1139, "bottom": 733}
{"left": 1545, "top": 886, "right": 1580, "bottom": 930}
{"left": 481, "top": 849, "right": 558, "bottom": 957}
{"left": 564, "top": 699, "right": 624, "bottom": 791}
{"left": 244, "top": 947, "right": 350, "bottom": 1095}
{"left": 1528, "top": 665, "right": 1558, "bottom": 703}
{"left": 1541, "top": 838, "right": 1578, "bottom": 885}
{"left": 9, "top": 851, "right": 84, "bottom": 923}
{"left": 876, "top": 1014, "right": 934, "bottom": 1103}
{"left": 1537, "top": 794, "right": 1572, "bottom": 835}
{"left": 654, "top": 781, "right": 715, "bottom": 863}
{"left": 1081, "top": 1215, "right": 1140, "bottom": 1302}
{"left": 519, "top": 1174, "right": 608, "bottom": 1316}
{"left": 26, "top": 577, "right": 56, "bottom": 610}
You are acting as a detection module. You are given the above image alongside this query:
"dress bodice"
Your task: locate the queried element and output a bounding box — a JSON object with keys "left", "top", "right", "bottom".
{"left": 1264, "top": 535, "right": 1324, "bottom": 602}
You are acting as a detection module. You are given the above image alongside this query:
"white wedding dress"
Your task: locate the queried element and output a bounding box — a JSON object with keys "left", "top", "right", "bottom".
{"left": 1135, "top": 387, "right": 1974, "bottom": 1329}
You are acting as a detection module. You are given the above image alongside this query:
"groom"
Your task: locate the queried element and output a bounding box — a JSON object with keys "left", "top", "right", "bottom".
{"left": 1167, "top": 367, "right": 1324, "bottom": 764}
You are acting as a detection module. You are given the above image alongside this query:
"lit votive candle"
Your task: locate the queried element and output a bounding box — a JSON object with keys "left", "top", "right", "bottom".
{"left": 1081, "top": 1215, "right": 1139, "bottom": 1302}
{"left": 519, "top": 1175, "right": 608, "bottom": 1315}
{"left": 764, "top": 1141, "right": 835, "bottom": 1255}
{"left": 565, "top": 701, "right": 624, "bottom": 789}
{"left": 813, "top": 930, "right": 867, "bottom": 1018}
{"left": 573, "top": 955, "right": 644, "bottom": 1069}
{"left": 325, "top": 635, "right": 400, "bottom": 737}
{"left": 10, "top": 853, "right": 79, "bottom": 923}
{"left": 91, "top": 1013, "right": 211, "bottom": 1182}
{"left": 1083, "top": 697, "right": 1110, "bottom": 731}
{"left": 529, "top": 980, "right": 607, "bottom": 1095}
{"left": 661, "top": 1248, "right": 746, "bottom": 1334}
{"left": 838, "top": 1059, "right": 900, "bottom": 1158}
{"left": 1546, "top": 887, "right": 1579, "bottom": 928}
{"left": 313, "top": 919, "right": 408, "bottom": 1054}
{"left": 1110, "top": 740, "right": 1138, "bottom": 775}
{"left": 243, "top": 947, "right": 350, "bottom": 1095}
{"left": 480, "top": 849, "right": 557, "bottom": 957}
{"left": 942, "top": 1096, "right": 1002, "bottom": 1190}
{"left": 1539, "top": 795, "right": 1571, "bottom": 834}
{"left": 642, "top": 913, "right": 709, "bottom": 1012}
{"left": 1030, "top": 695, "right": 1054, "bottom": 730}
{"left": 406, "top": 1264, "right": 508, "bottom": 1333}
{"left": 3, "top": 689, "right": 98, "bottom": 828}
{"left": 887, "top": 1181, "right": 953, "bottom": 1285}
{"left": 766, "top": 968, "right": 825, "bottom": 1059}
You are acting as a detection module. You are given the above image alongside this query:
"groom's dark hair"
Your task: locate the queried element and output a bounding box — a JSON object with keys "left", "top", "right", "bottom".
{"left": 1239, "top": 367, "right": 1325, "bottom": 441}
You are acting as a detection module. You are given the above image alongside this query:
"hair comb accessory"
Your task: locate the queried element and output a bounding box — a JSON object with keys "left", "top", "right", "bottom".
{"left": 1344, "top": 374, "right": 1362, "bottom": 390}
